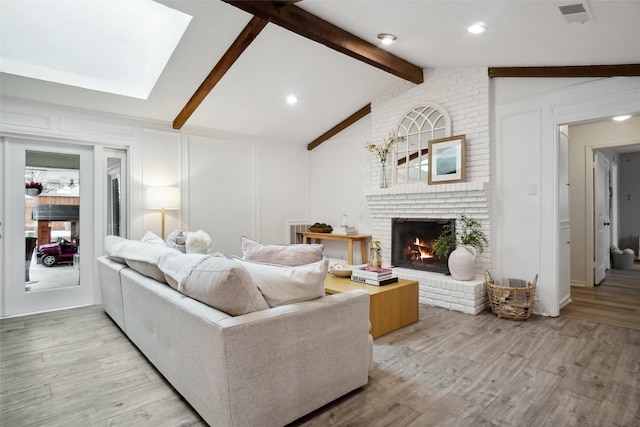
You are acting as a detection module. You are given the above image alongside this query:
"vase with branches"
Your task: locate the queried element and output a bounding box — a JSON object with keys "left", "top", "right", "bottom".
{"left": 433, "top": 215, "right": 488, "bottom": 280}
{"left": 365, "top": 131, "right": 406, "bottom": 188}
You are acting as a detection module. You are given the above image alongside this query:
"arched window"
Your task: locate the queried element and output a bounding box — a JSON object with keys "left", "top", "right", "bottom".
{"left": 395, "top": 103, "right": 451, "bottom": 184}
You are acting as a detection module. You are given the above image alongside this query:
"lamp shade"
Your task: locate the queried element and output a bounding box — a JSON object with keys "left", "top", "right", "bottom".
{"left": 146, "top": 186, "right": 180, "bottom": 210}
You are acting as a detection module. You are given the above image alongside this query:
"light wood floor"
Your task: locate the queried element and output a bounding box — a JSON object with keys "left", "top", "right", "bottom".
{"left": 2, "top": 303, "right": 639, "bottom": 426}
{"left": 561, "top": 262, "right": 640, "bottom": 330}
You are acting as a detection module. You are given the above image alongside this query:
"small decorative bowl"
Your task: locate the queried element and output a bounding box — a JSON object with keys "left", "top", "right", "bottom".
{"left": 309, "top": 227, "right": 333, "bottom": 233}
{"left": 329, "top": 269, "right": 352, "bottom": 278}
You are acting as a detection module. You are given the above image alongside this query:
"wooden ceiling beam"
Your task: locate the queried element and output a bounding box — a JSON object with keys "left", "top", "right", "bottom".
{"left": 223, "top": 1, "right": 424, "bottom": 85}
{"left": 173, "top": 16, "right": 268, "bottom": 130}
{"left": 307, "top": 104, "right": 371, "bottom": 150}
{"left": 489, "top": 64, "right": 640, "bottom": 78}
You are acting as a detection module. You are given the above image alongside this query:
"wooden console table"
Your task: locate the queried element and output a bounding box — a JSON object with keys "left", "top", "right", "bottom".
{"left": 324, "top": 275, "right": 419, "bottom": 338}
{"left": 301, "top": 232, "right": 371, "bottom": 265}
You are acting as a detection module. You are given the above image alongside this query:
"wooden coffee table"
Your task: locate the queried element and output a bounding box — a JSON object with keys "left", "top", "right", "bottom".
{"left": 324, "top": 274, "right": 419, "bottom": 338}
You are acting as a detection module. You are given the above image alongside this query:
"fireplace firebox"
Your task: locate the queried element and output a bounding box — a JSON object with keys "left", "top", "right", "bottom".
{"left": 391, "top": 218, "right": 454, "bottom": 274}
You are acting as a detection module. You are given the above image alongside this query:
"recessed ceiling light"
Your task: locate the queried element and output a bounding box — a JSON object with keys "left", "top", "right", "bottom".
{"left": 467, "top": 23, "right": 487, "bottom": 34}
{"left": 286, "top": 95, "right": 299, "bottom": 105}
{"left": 377, "top": 33, "right": 397, "bottom": 45}
{"left": 612, "top": 115, "right": 631, "bottom": 121}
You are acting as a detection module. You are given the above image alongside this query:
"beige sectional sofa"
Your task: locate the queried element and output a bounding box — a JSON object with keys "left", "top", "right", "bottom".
{"left": 97, "top": 235, "right": 372, "bottom": 427}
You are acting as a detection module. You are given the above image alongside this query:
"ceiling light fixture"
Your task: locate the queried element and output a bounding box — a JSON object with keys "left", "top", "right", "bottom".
{"left": 612, "top": 115, "right": 631, "bottom": 121}
{"left": 377, "top": 33, "right": 397, "bottom": 45}
{"left": 286, "top": 95, "right": 299, "bottom": 105}
{"left": 467, "top": 23, "right": 487, "bottom": 34}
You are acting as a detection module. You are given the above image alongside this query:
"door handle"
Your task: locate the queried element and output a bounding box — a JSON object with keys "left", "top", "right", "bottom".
{"left": 604, "top": 222, "right": 610, "bottom": 226}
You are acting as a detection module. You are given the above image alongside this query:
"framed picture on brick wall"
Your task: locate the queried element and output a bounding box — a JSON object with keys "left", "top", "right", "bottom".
{"left": 427, "top": 134, "right": 466, "bottom": 185}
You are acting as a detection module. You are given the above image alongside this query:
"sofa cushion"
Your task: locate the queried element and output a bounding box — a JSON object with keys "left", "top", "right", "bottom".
{"left": 160, "top": 255, "right": 269, "bottom": 316}
{"left": 241, "top": 236, "right": 324, "bottom": 266}
{"left": 110, "top": 239, "right": 181, "bottom": 283}
{"left": 104, "top": 235, "right": 127, "bottom": 264}
{"left": 232, "top": 257, "right": 328, "bottom": 307}
{"left": 158, "top": 252, "right": 211, "bottom": 289}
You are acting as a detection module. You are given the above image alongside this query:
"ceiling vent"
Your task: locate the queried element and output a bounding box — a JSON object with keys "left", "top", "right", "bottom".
{"left": 558, "top": 2, "right": 593, "bottom": 24}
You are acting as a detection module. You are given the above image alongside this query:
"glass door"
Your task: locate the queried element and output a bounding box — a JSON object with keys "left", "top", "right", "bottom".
{"left": 3, "top": 140, "right": 94, "bottom": 316}
{"left": 25, "top": 150, "right": 81, "bottom": 291}
{"left": 105, "top": 148, "right": 127, "bottom": 238}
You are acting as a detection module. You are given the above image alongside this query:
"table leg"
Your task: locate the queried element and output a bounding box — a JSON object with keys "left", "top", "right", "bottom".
{"left": 347, "top": 240, "right": 354, "bottom": 265}
{"left": 360, "top": 239, "right": 368, "bottom": 264}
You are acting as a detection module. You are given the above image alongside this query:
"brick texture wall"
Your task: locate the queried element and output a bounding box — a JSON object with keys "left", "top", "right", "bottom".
{"left": 366, "top": 68, "right": 491, "bottom": 313}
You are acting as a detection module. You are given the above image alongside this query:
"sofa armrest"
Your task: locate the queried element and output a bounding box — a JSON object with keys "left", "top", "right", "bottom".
{"left": 217, "top": 290, "right": 371, "bottom": 427}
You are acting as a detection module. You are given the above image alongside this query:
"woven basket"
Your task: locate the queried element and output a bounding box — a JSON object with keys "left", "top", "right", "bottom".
{"left": 484, "top": 271, "right": 537, "bottom": 321}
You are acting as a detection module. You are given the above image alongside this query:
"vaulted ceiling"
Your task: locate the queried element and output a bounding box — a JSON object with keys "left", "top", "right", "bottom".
{"left": 1, "top": 0, "right": 639, "bottom": 146}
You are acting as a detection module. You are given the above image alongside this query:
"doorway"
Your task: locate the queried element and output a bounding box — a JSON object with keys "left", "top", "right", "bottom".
{"left": 2, "top": 140, "right": 94, "bottom": 317}
{"left": 25, "top": 150, "right": 81, "bottom": 292}
{"left": 562, "top": 116, "right": 640, "bottom": 324}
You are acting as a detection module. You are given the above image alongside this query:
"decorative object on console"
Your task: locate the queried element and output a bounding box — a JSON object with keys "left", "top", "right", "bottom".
{"left": 25, "top": 181, "right": 43, "bottom": 196}
{"left": 427, "top": 134, "right": 466, "bottom": 185}
{"left": 368, "top": 240, "right": 382, "bottom": 267}
{"left": 333, "top": 226, "right": 357, "bottom": 235}
{"left": 146, "top": 186, "right": 180, "bottom": 239}
{"left": 366, "top": 131, "right": 406, "bottom": 188}
{"left": 435, "top": 214, "right": 488, "bottom": 281}
{"left": 309, "top": 222, "right": 333, "bottom": 233}
{"left": 341, "top": 213, "right": 349, "bottom": 227}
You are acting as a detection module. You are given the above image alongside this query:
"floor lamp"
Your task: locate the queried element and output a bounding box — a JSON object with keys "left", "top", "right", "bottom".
{"left": 146, "top": 186, "right": 180, "bottom": 240}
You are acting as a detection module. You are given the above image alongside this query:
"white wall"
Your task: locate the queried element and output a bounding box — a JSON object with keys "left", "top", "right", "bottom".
{"left": 308, "top": 117, "right": 372, "bottom": 261}
{"left": 0, "top": 97, "right": 309, "bottom": 308}
{"left": 494, "top": 77, "right": 640, "bottom": 316}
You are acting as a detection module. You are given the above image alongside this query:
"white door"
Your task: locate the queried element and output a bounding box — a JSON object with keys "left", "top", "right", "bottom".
{"left": 594, "top": 151, "right": 610, "bottom": 285}
{"left": 557, "top": 126, "right": 571, "bottom": 307}
{"left": 2, "top": 139, "right": 94, "bottom": 317}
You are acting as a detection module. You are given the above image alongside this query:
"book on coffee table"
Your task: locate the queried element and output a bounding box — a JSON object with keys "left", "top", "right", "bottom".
{"left": 350, "top": 275, "right": 398, "bottom": 286}
{"left": 351, "top": 266, "right": 393, "bottom": 280}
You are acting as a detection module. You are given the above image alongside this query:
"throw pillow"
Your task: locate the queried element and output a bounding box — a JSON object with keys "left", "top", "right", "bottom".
{"left": 104, "top": 235, "right": 127, "bottom": 264}
{"left": 241, "top": 236, "right": 324, "bottom": 266}
{"left": 110, "top": 239, "right": 181, "bottom": 283}
{"left": 166, "top": 230, "right": 187, "bottom": 253}
{"left": 158, "top": 254, "right": 269, "bottom": 316}
{"left": 232, "top": 257, "right": 328, "bottom": 307}
{"left": 186, "top": 230, "right": 214, "bottom": 254}
{"left": 141, "top": 230, "right": 165, "bottom": 245}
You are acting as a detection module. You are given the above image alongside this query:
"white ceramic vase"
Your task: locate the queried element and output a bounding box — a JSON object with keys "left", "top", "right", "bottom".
{"left": 448, "top": 245, "right": 477, "bottom": 281}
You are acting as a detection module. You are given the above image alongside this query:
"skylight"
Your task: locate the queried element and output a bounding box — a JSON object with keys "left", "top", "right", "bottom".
{"left": 0, "top": 0, "right": 192, "bottom": 100}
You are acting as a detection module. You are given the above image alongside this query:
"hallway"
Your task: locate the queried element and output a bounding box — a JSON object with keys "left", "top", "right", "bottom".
{"left": 561, "top": 262, "right": 640, "bottom": 330}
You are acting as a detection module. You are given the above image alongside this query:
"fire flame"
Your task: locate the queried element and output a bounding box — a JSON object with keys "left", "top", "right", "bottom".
{"left": 413, "top": 237, "right": 434, "bottom": 259}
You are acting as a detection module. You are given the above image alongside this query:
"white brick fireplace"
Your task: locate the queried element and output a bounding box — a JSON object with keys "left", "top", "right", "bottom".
{"left": 366, "top": 182, "right": 490, "bottom": 314}
{"left": 366, "top": 68, "right": 492, "bottom": 315}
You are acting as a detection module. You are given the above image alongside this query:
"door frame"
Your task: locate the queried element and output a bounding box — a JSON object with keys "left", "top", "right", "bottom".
{"left": 0, "top": 139, "right": 5, "bottom": 317}
{"left": 2, "top": 138, "right": 95, "bottom": 317}
{"left": 592, "top": 150, "right": 610, "bottom": 285}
